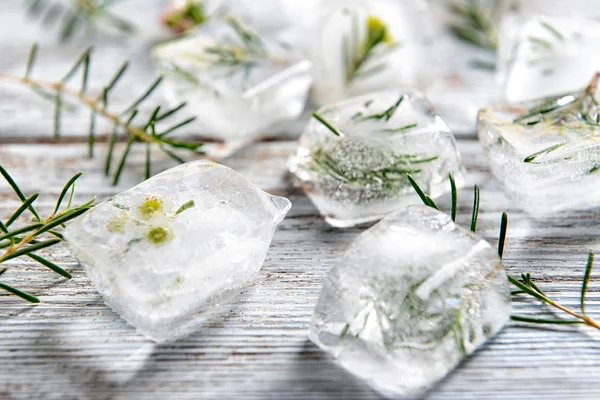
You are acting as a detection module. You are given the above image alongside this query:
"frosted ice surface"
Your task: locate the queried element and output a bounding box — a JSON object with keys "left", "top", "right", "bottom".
{"left": 64, "top": 161, "right": 291, "bottom": 342}
{"left": 289, "top": 89, "right": 465, "bottom": 227}
{"left": 309, "top": 205, "right": 511, "bottom": 398}
{"left": 309, "top": 0, "right": 435, "bottom": 106}
{"left": 152, "top": 17, "right": 312, "bottom": 143}
{"left": 478, "top": 74, "right": 600, "bottom": 214}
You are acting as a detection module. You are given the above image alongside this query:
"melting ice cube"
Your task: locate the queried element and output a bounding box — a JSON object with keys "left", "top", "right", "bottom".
{"left": 152, "top": 17, "right": 313, "bottom": 144}
{"left": 309, "top": 205, "right": 511, "bottom": 398}
{"left": 289, "top": 89, "right": 465, "bottom": 227}
{"left": 479, "top": 73, "right": 600, "bottom": 214}
{"left": 64, "top": 161, "right": 291, "bottom": 342}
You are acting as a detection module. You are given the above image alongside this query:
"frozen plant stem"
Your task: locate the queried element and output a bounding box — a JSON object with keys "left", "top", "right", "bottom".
{"left": 409, "top": 175, "right": 600, "bottom": 332}
{"left": 24, "top": 0, "right": 136, "bottom": 43}
{"left": 309, "top": 116, "right": 438, "bottom": 191}
{"left": 515, "top": 73, "right": 600, "bottom": 163}
{"left": 448, "top": 0, "right": 501, "bottom": 51}
{"left": 0, "top": 166, "right": 95, "bottom": 303}
{"left": 344, "top": 14, "right": 396, "bottom": 82}
{"left": 0, "top": 43, "right": 204, "bottom": 184}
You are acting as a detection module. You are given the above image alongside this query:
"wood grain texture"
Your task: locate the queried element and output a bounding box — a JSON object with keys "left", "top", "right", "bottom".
{"left": 2, "top": 1, "right": 600, "bottom": 399}
{"left": 2, "top": 140, "right": 600, "bottom": 400}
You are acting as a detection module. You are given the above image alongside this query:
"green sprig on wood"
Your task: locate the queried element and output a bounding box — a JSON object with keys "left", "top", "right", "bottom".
{"left": 0, "top": 165, "right": 95, "bottom": 303}
{"left": 0, "top": 43, "right": 205, "bottom": 185}
{"left": 24, "top": 0, "right": 136, "bottom": 43}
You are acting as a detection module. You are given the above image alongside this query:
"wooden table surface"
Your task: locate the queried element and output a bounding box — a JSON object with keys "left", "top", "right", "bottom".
{"left": 2, "top": 2, "right": 600, "bottom": 399}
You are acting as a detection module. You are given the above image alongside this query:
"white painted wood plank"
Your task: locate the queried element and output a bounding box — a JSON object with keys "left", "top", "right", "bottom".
{"left": 1, "top": 140, "right": 600, "bottom": 399}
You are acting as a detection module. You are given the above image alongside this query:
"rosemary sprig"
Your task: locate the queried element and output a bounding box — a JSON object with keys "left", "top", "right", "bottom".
{"left": 186, "top": 17, "right": 280, "bottom": 69}
{"left": 0, "top": 43, "right": 205, "bottom": 184}
{"left": 162, "top": 0, "right": 206, "bottom": 35}
{"left": 527, "top": 21, "right": 565, "bottom": 51}
{"left": 0, "top": 166, "right": 95, "bottom": 303}
{"left": 24, "top": 0, "right": 136, "bottom": 43}
{"left": 360, "top": 95, "right": 404, "bottom": 122}
{"left": 410, "top": 174, "right": 600, "bottom": 332}
{"left": 163, "top": 17, "right": 285, "bottom": 89}
{"left": 344, "top": 14, "right": 397, "bottom": 82}
{"left": 515, "top": 74, "right": 600, "bottom": 163}
{"left": 447, "top": 0, "right": 501, "bottom": 50}
{"left": 310, "top": 114, "right": 438, "bottom": 192}
{"left": 508, "top": 262, "right": 600, "bottom": 331}
{"left": 514, "top": 74, "right": 600, "bottom": 127}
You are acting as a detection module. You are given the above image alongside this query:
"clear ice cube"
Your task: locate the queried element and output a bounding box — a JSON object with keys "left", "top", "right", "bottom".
{"left": 427, "top": 0, "right": 513, "bottom": 133}
{"left": 309, "top": 0, "right": 435, "bottom": 106}
{"left": 498, "top": 15, "right": 600, "bottom": 103}
{"left": 289, "top": 89, "right": 465, "bottom": 227}
{"left": 513, "top": 0, "right": 600, "bottom": 20}
{"left": 309, "top": 205, "right": 511, "bottom": 398}
{"left": 478, "top": 74, "right": 600, "bottom": 214}
{"left": 64, "top": 161, "right": 291, "bottom": 342}
{"left": 152, "top": 18, "right": 313, "bottom": 144}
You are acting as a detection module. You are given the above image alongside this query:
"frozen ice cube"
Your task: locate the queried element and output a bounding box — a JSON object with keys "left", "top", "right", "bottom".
{"left": 513, "top": 0, "right": 600, "bottom": 20}
{"left": 498, "top": 15, "right": 600, "bottom": 103}
{"left": 309, "top": 205, "right": 511, "bottom": 398}
{"left": 64, "top": 161, "right": 291, "bottom": 342}
{"left": 152, "top": 17, "right": 313, "bottom": 144}
{"left": 478, "top": 73, "right": 600, "bottom": 214}
{"left": 289, "top": 89, "right": 465, "bottom": 227}
{"left": 309, "top": 0, "right": 436, "bottom": 106}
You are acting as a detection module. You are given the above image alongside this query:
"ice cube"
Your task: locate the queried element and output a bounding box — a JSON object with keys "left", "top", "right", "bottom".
{"left": 513, "top": 0, "right": 600, "bottom": 20}
{"left": 289, "top": 89, "right": 465, "bottom": 227}
{"left": 309, "top": 0, "right": 436, "bottom": 106}
{"left": 309, "top": 205, "right": 511, "bottom": 398}
{"left": 478, "top": 73, "right": 600, "bottom": 214}
{"left": 498, "top": 15, "right": 600, "bottom": 103}
{"left": 428, "top": 0, "right": 514, "bottom": 133}
{"left": 152, "top": 17, "right": 313, "bottom": 144}
{"left": 64, "top": 161, "right": 291, "bottom": 342}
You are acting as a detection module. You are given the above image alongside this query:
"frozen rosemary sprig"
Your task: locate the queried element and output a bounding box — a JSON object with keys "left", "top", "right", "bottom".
{"left": 527, "top": 21, "right": 565, "bottom": 51}
{"left": 162, "top": 0, "right": 207, "bottom": 35}
{"left": 24, "top": 0, "right": 135, "bottom": 42}
{"left": 182, "top": 17, "right": 281, "bottom": 68}
{"left": 0, "top": 43, "right": 204, "bottom": 184}
{"left": 0, "top": 165, "right": 95, "bottom": 303}
{"left": 514, "top": 74, "right": 600, "bottom": 128}
{"left": 447, "top": 0, "right": 504, "bottom": 51}
{"left": 357, "top": 94, "right": 406, "bottom": 122}
{"left": 408, "top": 174, "right": 600, "bottom": 331}
{"left": 310, "top": 113, "right": 437, "bottom": 192}
{"left": 514, "top": 73, "right": 600, "bottom": 163}
{"left": 344, "top": 14, "right": 397, "bottom": 82}
{"left": 166, "top": 17, "right": 286, "bottom": 87}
